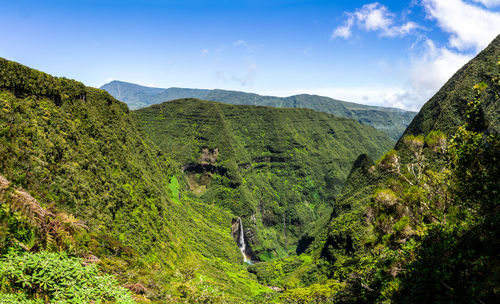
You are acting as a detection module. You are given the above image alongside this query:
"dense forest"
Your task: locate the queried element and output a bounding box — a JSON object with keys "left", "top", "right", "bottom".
{"left": 133, "top": 99, "right": 392, "bottom": 261}
{"left": 0, "top": 34, "right": 498, "bottom": 303}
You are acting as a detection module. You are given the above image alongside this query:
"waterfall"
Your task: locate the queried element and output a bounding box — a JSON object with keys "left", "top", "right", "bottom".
{"left": 238, "top": 217, "right": 252, "bottom": 264}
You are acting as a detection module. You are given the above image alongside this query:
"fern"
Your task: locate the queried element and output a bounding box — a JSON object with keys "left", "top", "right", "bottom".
{"left": 0, "top": 174, "right": 88, "bottom": 253}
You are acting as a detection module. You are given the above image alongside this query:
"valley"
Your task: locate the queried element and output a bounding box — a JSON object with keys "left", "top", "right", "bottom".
{"left": 0, "top": 34, "right": 498, "bottom": 304}
{"left": 133, "top": 98, "right": 393, "bottom": 261}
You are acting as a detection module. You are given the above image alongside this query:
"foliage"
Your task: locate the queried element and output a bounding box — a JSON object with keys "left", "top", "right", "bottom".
{"left": 400, "top": 34, "right": 500, "bottom": 142}
{"left": 0, "top": 58, "right": 86, "bottom": 106}
{"left": 247, "top": 255, "right": 313, "bottom": 288}
{"left": 449, "top": 81, "right": 500, "bottom": 217}
{"left": 277, "top": 47, "right": 500, "bottom": 303}
{"left": 133, "top": 98, "right": 393, "bottom": 260}
{"left": 1, "top": 35, "right": 499, "bottom": 303}
{"left": 362, "top": 75, "right": 499, "bottom": 302}
{"left": 0, "top": 251, "right": 134, "bottom": 303}
{"left": 371, "top": 133, "right": 452, "bottom": 243}
{"left": 279, "top": 280, "right": 345, "bottom": 304}
{"left": 0, "top": 174, "right": 88, "bottom": 254}
{"left": 0, "top": 57, "right": 268, "bottom": 301}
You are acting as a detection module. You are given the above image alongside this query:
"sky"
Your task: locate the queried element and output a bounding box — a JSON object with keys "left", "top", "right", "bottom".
{"left": 1, "top": 0, "right": 500, "bottom": 111}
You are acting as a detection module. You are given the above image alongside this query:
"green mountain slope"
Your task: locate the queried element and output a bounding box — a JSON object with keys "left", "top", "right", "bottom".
{"left": 4, "top": 33, "right": 497, "bottom": 303}
{"left": 313, "top": 34, "right": 500, "bottom": 260}
{"left": 0, "top": 57, "right": 271, "bottom": 302}
{"left": 101, "top": 81, "right": 416, "bottom": 140}
{"left": 399, "top": 34, "right": 500, "bottom": 145}
{"left": 267, "top": 35, "right": 500, "bottom": 303}
{"left": 132, "top": 99, "right": 394, "bottom": 261}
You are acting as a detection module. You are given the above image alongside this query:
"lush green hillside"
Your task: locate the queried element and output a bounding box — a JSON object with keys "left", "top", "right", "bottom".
{"left": 133, "top": 99, "right": 394, "bottom": 261}
{"left": 0, "top": 57, "right": 272, "bottom": 303}
{"left": 102, "top": 81, "right": 416, "bottom": 140}
{"left": 255, "top": 35, "right": 500, "bottom": 303}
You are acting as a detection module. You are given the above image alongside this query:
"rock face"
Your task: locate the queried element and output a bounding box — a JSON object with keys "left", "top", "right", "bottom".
{"left": 182, "top": 147, "right": 224, "bottom": 194}
{"left": 200, "top": 148, "right": 219, "bottom": 164}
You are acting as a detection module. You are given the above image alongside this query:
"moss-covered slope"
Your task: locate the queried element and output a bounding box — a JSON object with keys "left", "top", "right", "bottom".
{"left": 0, "top": 57, "right": 270, "bottom": 302}
{"left": 133, "top": 99, "right": 393, "bottom": 260}
{"left": 271, "top": 34, "right": 500, "bottom": 303}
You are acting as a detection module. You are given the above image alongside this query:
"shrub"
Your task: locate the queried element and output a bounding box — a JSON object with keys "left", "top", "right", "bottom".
{"left": 0, "top": 251, "right": 134, "bottom": 303}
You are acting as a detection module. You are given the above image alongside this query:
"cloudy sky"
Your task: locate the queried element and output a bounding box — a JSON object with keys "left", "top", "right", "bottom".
{"left": 1, "top": 0, "right": 499, "bottom": 110}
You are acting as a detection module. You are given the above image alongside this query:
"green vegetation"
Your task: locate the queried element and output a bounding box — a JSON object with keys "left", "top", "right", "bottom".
{"left": 0, "top": 251, "right": 134, "bottom": 303}
{"left": 0, "top": 57, "right": 270, "bottom": 302}
{"left": 399, "top": 34, "right": 500, "bottom": 142}
{"left": 251, "top": 37, "right": 500, "bottom": 303}
{"left": 1, "top": 34, "right": 499, "bottom": 303}
{"left": 102, "top": 81, "right": 416, "bottom": 140}
{"left": 133, "top": 99, "right": 393, "bottom": 260}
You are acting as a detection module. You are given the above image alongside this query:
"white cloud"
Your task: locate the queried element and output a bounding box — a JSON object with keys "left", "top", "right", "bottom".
{"left": 323, "top": 39, "right": 470, "bottom": 111}
{"left": 408, "top": 39, "right": 472, "bottom": 101}
{"left": 215, "top": 62, "right": 257, "bottom": 87}
{"left": 233, "top": 40, "right": 248, "bottom": 47}
{"left": 472, "top": 0, "right": 500, "bottom": 8}
{"left": 422, "top": 0, "right": 500, "bottom": 51}
{"left": 262, "top": 35, "right": 474, "bottom": 111}
{"left": 400, "top": 0, "right": 499, "bottom": 108}
{"left": 333, "top": 15, "right": 355, "bottom": 38}
{"left": 329, "top": 0, "right": 500, "bottom": 110}
{"left": 263, "top": 86, "right": 415, "bottom": 110}
{"left": 333, "top": 2, "right": 420, "bottom": 39}
{"left": 387, "top": 21, "right": 420, "bottom": 37}
{"left": 201, "top": 49, "right": 209, "bottom": 55}
{"left": 356, "top": 3, "right": 393, "bottom": 31}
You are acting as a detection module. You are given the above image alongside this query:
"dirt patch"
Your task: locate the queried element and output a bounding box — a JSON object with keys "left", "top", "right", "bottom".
{"left": 185, "top": 173, "right": 210, "bottom": 195}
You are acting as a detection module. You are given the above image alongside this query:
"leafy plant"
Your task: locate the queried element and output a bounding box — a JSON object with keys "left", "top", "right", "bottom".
{"left": 0, "top": 251, "right": 134, "bottom": 303}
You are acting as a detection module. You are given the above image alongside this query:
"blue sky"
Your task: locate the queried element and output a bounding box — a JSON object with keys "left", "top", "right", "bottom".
{"left": 1, "top": 0, "right": 500, "bottom": 110}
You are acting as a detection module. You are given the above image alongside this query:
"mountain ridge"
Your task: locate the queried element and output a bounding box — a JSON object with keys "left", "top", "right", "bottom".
{"left": 0, "top": 57, "right": 271, "bottom": 302}
{"left": 398, "top": 34, "right": 500, "bottom": 146}
{"left": 101, "top": 81, "right": 416, "bottom": 140}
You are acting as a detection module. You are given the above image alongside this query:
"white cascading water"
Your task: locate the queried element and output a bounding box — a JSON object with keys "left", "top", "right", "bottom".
{"left": 238, "top": 217, "right": 251, "bottom": 264}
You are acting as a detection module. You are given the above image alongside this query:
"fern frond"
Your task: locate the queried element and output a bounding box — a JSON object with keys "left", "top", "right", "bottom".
{"left": 0, "top": 174, "right": 86, "bottom": 252}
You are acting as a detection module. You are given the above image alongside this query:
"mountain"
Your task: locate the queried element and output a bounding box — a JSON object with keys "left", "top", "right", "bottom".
{"left": 132, "top": 99, "right": 394, "bottom": 261}
{"left": 254, "top": 34, "right": 500, "bottom": 303}
{"left": 2, "top": 32, "right": 498, "bottom": 302}
{"left": 0, "top": 57, "right": 272, "bottom": 302}
{"left": 310, "top": 33, "right": 500, "bottom": 260}
{"left": 399, "top": 34, "right": 500, "bottom": 144}
{"left": 101, "top": 81, "right": 416, "bottom": 140}
{"left": 0, "top": 57, "right": 395, "bottom": 303}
